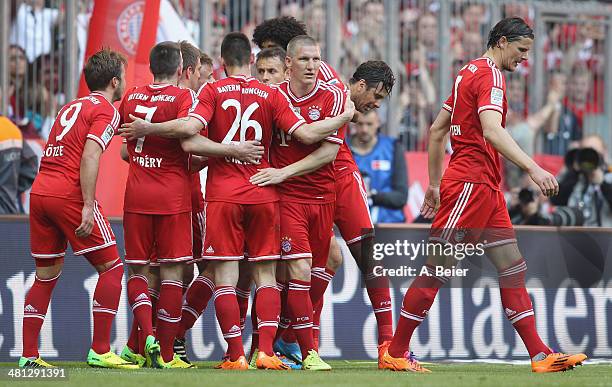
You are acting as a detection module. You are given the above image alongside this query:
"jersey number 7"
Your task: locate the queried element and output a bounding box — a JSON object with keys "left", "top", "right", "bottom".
{"left": 134, "top": 105, "right": 158, "bottom": 153}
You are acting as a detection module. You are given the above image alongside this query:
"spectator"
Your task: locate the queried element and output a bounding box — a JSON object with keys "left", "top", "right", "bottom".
{"left": 0, "top": 112, "right": 38, "bottom": 214}
{"left": 543, "top": 72, "right": 581, "bottom": 155}
{"left": 551, "top": 135, "right": 612, "bottom": 227}
{"left": 9, "top": 0, "right": 62, "bottom": 63}
{"left": 505, "top": 74, "right": 563, "bottom": 187}
{"left": 508, "top": 186, "right": 552, "bottom": 226}
{"left": 8, "top": 45, "right": 28, "bottom": 119}
{"left": 351, "top": 110, "right": 408, "bottom": 223}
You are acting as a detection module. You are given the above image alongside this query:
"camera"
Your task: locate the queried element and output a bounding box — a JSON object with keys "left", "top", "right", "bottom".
{"left": 564, "top": 147, "right": 603, "bottom": 174}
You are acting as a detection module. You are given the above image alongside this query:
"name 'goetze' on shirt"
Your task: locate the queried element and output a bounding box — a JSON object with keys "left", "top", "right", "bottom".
{"left": 272, "top": 79, "right": 348, "bottom": 204}
{"left": 31, "top": 92, "right": 119, "bottom": 201}
{"left": 188, "top": 75, "right": 306, "bottom": 204}
{"left": 119, "top": 83, "right": 196, "bottom": 214}
{"left": 442, "top": 57, "right": 508, "bottom": 191}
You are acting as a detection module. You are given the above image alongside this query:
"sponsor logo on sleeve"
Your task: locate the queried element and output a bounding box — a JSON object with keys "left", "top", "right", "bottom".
{"left": 491, "top": 87, "right": 504, "bottom": 107}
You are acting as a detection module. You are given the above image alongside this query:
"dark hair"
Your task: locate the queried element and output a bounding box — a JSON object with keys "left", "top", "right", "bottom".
{"left": 179, "top": 40, "right": 200, "bottom": 72}
{"left": 252, "top": 16, "right": 307, "bottom": 50}
{"left": 84, "top": 48, "right": 127, "bottom": 92}
{"left": 221, "top": 32, "right": 252, "bottom": 67}
{"left": 200, "top": 51, "right": 213, "bottom": 67}
{"left": 286, "top": 35, "right": 318, "bottom": 57}
{"left": 149, "top": 41, "right": 182, "bottom": 78}
{"left": 487, "top": 17, "right": 534, "bottom": 49}
{"left": 256, "top": 47, "right": 287, "bottom": 65}
{"left": 349, "top": 60, "right": 395, "bottom": 95}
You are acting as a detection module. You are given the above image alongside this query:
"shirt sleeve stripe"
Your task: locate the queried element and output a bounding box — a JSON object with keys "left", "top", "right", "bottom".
{"left": 324, "top": 136, "right": 343, "bottom": 145}
{"left": 188, "top": 112, "right": 208, "bottom": 127}
{"left": 87, "top": 134, "right": 106, "bottom": 150}
{"left": 443, "top": 103, "right": 453, "bottom": 112}
{"left": 478, "top": 105, "right": 503, "bottom": 114}
{"left": 288, "top": 120, "right": 306, "bottom": 136}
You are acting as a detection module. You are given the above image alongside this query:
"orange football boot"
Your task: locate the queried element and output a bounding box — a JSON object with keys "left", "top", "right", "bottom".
{"left": 531, "top": 352, "right": 587, "bottom": 373}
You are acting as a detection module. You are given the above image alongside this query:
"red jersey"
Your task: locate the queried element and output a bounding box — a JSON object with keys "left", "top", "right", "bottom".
{"left": 189, "top": 75, "right": 305, "bottom": 204}
{"left": 31, "top": 92, "right": 119, "bottom": 201}
{"left": 272, "top": 79, "right": 347, "bottom": 203}
{"left": 119, "top": 84, "right": 195, "bottom": 214}
{"left": 442, "top": 57, "right": 507, "bottom": 190}
{"left": 318, "top": 61, "right": 357, "bottom": 179}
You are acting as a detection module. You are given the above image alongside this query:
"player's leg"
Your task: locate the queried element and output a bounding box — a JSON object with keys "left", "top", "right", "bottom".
{"left": 384, "top": 181, "right": 484, "bottom": 372}
{"left": 203, "top": 202, "right": 248, "bottom": 369}
{"left": 311, "top": 235, "right": 340, "bottom": 348}
{"left": 484, "top": 193, "right": 586, "bottom": 372}
{"left": 236, "top": 260, "right": 252, "bottom": 333}
{"left": 123, "top": 212, "right": 160, "bottom": 366}
{"left": 21, "top": 194, "right": 66, "bottom": 368}
{"left": 62, "top": 199, "right": 136, "bottom": 369}
{"left": 177, "top": 261, "right": 214, "bottom": 340}
{"left": 308, "top": 203, "right": 336, "bottom": 350}
{"left": 336, "top": 171, "right": 393, "bottom": 348}
{"left": 245, "top": 202, "right": 288, "bottom": 370}
{"left": 155, "top": 212, "right": 193, "bottom": 367}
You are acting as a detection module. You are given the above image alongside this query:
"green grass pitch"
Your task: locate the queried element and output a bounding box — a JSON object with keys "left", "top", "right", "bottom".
{"left": 1, "top": 361, "right": 609, "bottom": 387}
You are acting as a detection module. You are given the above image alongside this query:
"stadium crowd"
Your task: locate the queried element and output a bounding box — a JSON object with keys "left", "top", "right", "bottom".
{"left": 2, "top": 0, "right": 611, "bottom": 225}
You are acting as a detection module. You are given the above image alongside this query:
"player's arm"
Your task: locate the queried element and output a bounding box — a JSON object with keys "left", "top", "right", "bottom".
{"left": 480, "top": 110, "right": 558, "bottom": 197}
{"left": 119, "top": 115, "right": 203, "bottom": 140}
{"left": 291, "top": 93, "right": 355, "bottom": 145}
{"left": 76, "top": 139, "right": 103, "bottom": 238}
{"left": 120, "top": 142, "right": 129, "bottom": 162}
{"left": 420, "top": 108, "right": 451, "bottom": 218}
{"left": 250, "top": 142, "right": 340, "bottom": 186}
{"left": 180, "top": 134, "right": 264, "bottom": 164}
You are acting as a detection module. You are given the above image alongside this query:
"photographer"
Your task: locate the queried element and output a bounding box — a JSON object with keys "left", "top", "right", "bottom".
{"left": 551, "top": 135, "right": 612, "bottom": 227}
{"left": 509, "top": 187, "right": 552, "bottom": 225}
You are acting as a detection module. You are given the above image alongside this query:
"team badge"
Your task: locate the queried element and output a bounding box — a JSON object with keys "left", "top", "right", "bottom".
{"left": 308, "top": 105, "right": 322, "bottom": 120}
{"left": 281, "top": 236, "right": 292, "bottom": 253}
{"left": 117, "top": 1, "right": 145, "bottom": 55}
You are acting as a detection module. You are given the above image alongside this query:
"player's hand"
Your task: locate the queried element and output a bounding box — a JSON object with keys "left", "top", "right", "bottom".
{"left": 420, "top": 185, "right": 440, "bottom": 219}
{"left": 119, "top": 114, "right": 150, "bottom": 140}
{"left": 341, "top": 89, "right": 356, "bottom": 121}
{"left": 528, "top": 166, "right": 559, "bottom": 197}
{"left": 232, "top": 140, "right": 264, "bottom": 164}
{"left": 250, "top": 168, "right": 288, "bottom": 186}
{"left": 75, "top": 203, "right": 95, "bottom": 238}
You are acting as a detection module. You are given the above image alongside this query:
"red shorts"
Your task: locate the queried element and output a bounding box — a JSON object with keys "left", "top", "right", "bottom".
{"left": 280, "top": 201, "right": 335, "bottom": 268}
{"left": 124, "top": 212, "right": 192, "bottom": 265}
{"left": 430, "top": 180, "right": 516, "bottom": 248}
{"left": 203, "top": 201, "right": 280, "bottom": 262}
{"left": 188, "top": 209, "right": 205, "bottom": 264}
{"left": 29, "top": 195, "right": 118, "bottom": 265}
{"left": 333, "top": 171, "right": 374, "bottom": 244}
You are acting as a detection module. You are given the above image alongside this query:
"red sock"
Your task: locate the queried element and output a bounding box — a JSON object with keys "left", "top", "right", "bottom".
{"left": 149, "top": 287, "right": 159, "bottom": 330}
{"left": 127, "top": 275, "right": 153, "bottom": 337}
{"left": 178, "top": 275, "right": 214, "bottom": 338}
{"left": 499, "top": 259, "right": 551, "bottom": 358}
{"left": 287, "top": 280, "right": 315, "bottom": 359}
{"left": 310, "top": 267, "right": 334, "bottom": 310}
{"left": 214, "top": 286, "right": 244, "bottom": 361}
{"left": 388, "top": 265, "right": 447, "bottom": 358}
{"left": 275, "top": 282, "right": 290, "bottom": 340}
{"left": 156, "top": 280, "right": 183, "bottom": 362}
{"left": 313, "top": 299, "right": 323, "bottom": 347}
{"left": 91, "top": 260, "right": 123, "bottom": 354}
{"left": 365, "top": 272, "right": 394, "bottom": 344}
{"left": 127, "top": 319, "right": 139, "bottom": 352}
{"left": 249, "top": 292, "right": 259, "bottom": 356}
{"left": 255, "top": 285, "right": 280, "bottom": 356}
{"left": 281, "top": 326, "right": 297, "bottom": 343}
{"left": 236, "top": 286, "right": 251, "bottom": 332}
{"left": 22, "top": 272, "right": 61, "bottom": 358}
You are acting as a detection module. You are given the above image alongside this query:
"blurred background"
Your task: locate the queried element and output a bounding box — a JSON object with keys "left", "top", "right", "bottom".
{"left": 1, "top": 0, "right": 611, "bottom": 227}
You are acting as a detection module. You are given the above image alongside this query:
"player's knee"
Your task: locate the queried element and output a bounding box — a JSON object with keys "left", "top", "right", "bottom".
{"left": 34, "top": 258, "right": 63, "bottom": 280}
{"left": 287, "top": 259, "right": 311, "bottom": 281}
{"left": 160, "top": 262, "right": 182, "bottom": 282}
{"left": 93, "top": 258, "right": 121, "bottom": 274}
{"left": 327, "top": 238, "right": 343, "bottom": 272}
{"left": 252, "top": 261, "right": 276, "bottom": 287}
{"left": 182, "top": 263, "right": 195, "bottom": 286}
